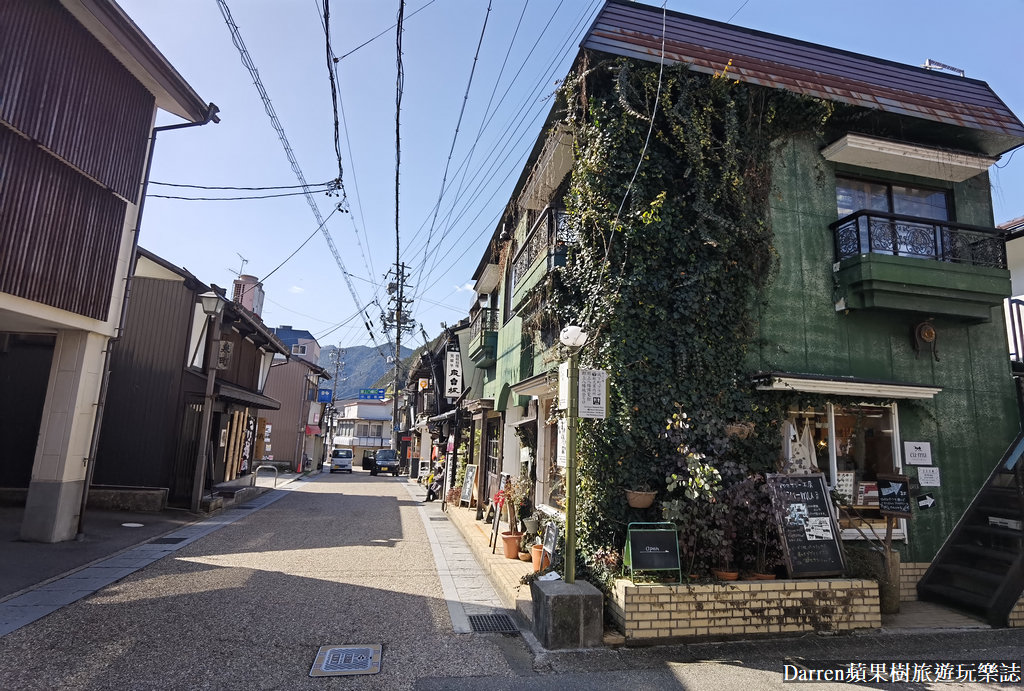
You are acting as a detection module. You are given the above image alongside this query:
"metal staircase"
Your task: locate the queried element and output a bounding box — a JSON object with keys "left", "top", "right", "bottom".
{"left": 916, "top": 432, "right": 1024, "bottom": 626}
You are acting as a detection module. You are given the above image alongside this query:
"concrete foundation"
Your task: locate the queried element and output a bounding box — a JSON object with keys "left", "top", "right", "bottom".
{"left": 530, "top": 578, "right": 603, "bottom": 650}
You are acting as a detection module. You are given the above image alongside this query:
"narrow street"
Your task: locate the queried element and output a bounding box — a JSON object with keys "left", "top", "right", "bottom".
{"left": 2, "top": 471, "right": 1022, "bottom": 690}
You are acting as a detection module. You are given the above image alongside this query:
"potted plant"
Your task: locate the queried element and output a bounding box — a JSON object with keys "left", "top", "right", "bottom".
{"left": 517, "top": 532, "right": 533, "bottom": 561}
{"left": 728, "top": 474, "right": 781, "bottom": 579}
{"left": 662, "top": 452, "right": 725, "bottom": 578}
{"left": 624, "top": 458, "right": 659, "bottom": 508}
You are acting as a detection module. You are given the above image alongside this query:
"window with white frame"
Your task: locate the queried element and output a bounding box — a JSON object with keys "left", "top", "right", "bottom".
{"left": 292, "top": 344, "right": 307, "bottom": 355}
{"left": 781, "top": 402, "right": 904, "bottom": 539}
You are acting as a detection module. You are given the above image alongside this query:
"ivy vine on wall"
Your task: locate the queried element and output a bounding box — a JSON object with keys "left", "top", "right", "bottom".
{"left": 548, "top": 55, "right": 838, "bottom": 584}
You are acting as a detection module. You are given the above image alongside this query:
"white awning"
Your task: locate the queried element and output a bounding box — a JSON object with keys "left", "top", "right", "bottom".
{"left": 756, "top": 373, "right": 941, "bottom": 399}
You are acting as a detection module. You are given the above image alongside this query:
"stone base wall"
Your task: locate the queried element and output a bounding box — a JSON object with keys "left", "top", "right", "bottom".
{"left": 899, "top": 562, "right": 929, "bottom": 602}
{"left": 609, "top": 578, "right": 881, "bottom": 643}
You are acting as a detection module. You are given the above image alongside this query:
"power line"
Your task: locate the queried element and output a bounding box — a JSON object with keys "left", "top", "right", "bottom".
{"left": 415, "top": 1, "right": 494, "bottom": 296}
{"left": 149, "top": 180, "right": 335, "bottom": 191}
{"left": 336, "top": 0, "right": 436, "bottom": 61}
{"left": 147, "top": 189, "right": 335, "bottom": 201}
{"left": 215, "top": 0, "right": 392, "bottom": 364}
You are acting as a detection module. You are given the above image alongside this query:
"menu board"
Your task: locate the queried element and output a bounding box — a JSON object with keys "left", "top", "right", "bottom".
{"left": 460, "top": 464, "right": 477, "bottom": 506}
{"left": 876, "top": 474, "right": 912, "bottom": 518}
{"left": 767, "top": 474, "right": 846, "bottom": 578}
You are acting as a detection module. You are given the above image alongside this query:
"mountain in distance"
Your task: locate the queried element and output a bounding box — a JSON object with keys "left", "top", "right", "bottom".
{"left": 318, "top": 344, "right": 413, "bottom": 400}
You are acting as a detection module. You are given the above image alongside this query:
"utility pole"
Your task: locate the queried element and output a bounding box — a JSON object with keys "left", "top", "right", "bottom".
{"left": 384, "top": 262, "right": 414, "bottom": 450}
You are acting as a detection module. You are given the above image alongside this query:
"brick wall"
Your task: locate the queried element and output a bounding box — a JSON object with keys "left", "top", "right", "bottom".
{"left": 1010, "top": 597, "right": 1024, "bottom": 628}
{"left": 609, "top": 578, "right": 881, "bottom": 643}
{"left": 899, "top": 562, "right": 929, "bottom": 602}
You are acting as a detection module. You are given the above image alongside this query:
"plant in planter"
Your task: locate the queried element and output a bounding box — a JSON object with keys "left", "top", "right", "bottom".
{"left": 503, "top": 473, "right": 533, "bottom": 531}
{"left": 727, "top": 474, "right": 782, "bottom": 578}
{"left": 662, "top": 451, "right": 725, "bottom": 577}
{"left": 623, "top": 455, "right": 660, "bottom": 508}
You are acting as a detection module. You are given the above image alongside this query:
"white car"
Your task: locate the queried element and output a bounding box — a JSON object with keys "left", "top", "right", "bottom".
{"left": 329, "top": 448, "right": 353, "bottom": 473}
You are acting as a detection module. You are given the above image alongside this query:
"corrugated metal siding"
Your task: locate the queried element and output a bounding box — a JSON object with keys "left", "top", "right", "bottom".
{"left": 0, "top": 1, "right": 154, "bottom": 200}
{"left": 583, "top": 1, "right": 1024, "bottom": 149}
{"left": 93, "top": 277, "right": 193, "bottom": 488}
{"left": 0, "top": 127, "right": 126, "bottom": 321}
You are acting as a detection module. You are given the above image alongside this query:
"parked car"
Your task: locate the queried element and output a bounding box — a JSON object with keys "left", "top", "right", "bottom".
{"left": 361, "top": 449, "right": 377, "bottom": 471}
{"left": 329, "top": 448, "right": 353, "bottom": 473}
{"left": 371, "top": 448, "right": 400, "bottom": 477}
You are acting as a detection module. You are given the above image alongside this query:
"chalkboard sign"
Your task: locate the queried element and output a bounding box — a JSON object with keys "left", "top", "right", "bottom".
{"left": 541, "top": 521, "right": 559, "bottom": 568}
{"left": 460, "top": 464, "right": 477, "bottom": 507}
{"left": 767, "top": 473, "right": 845, "bottom": 578}
{"left": 876, "top": 474, "right": 912, "bottom": 518}
{"left": 490, "top": 473, "right": 510, "bottom": 553}
{"left": 623, "top": 522, "right": 681, "bottom": 583}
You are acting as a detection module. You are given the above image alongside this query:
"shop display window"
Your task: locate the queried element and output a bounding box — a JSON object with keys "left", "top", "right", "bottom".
{"left": 781, "top": 403, "right": 905, "bottom": 539}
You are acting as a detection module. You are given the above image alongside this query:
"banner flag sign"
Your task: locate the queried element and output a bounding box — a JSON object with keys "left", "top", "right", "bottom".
{"left": 444, "top": 350, "right": 463, "bottom": 398}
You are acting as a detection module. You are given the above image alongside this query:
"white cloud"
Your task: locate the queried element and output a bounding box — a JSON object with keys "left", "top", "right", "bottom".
{"left": 288, "top": 286, "right": 305, "bottom": 294}
{"left": 454, "top": 282, "right": 474, "bottom": 293}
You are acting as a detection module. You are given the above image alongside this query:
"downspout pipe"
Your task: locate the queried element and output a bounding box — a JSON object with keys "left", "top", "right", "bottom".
{"left": 76, "top": 104, "right": 220, "bottom": 540}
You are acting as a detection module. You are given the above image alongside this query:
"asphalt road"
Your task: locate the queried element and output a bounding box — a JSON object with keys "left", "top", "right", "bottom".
{"left": 1, "top": 470, "right": 1020, "bottom": 690}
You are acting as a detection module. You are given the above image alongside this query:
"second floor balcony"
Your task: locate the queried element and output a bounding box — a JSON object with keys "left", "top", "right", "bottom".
{"left": 468, "top": 307, "right": 498, "bottom": 368}
{"left": 830, "top": 211, "right": 1010, "bottom": 322}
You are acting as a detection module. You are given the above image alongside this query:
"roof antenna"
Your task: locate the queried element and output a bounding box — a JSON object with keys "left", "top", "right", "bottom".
{"left": 922, "top": 58, "right": 964, "bottom": 77}
{"left": 229, "top": 253, "right": 249, "bottom": 277}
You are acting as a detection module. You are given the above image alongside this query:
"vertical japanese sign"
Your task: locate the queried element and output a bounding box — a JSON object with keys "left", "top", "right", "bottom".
{"left": 578, "top": 368, "right": 607, "bottom": 419}
{"left": 445, "top": 350, "right": 463, "bottom": 398}
{"left": 557, "top": 418, "right": 567, "bottom": 467}
{"left": 558, "top": 361, "right": 569, "bottom": 409}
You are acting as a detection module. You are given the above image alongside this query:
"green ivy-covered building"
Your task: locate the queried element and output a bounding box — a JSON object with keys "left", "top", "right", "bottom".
{"left": 457, "top": 0, "right": 1024, "bottom": 628}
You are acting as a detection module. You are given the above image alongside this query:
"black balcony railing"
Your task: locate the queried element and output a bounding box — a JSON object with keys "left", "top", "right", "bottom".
{"left": 510, "top": 207, "right": 571, "bottom": 296}
{"left": 469, "top": 307, "right": 497, "bottom": 341}
{"left": 831, "top": 211, "right": 1006, "bottom": 269}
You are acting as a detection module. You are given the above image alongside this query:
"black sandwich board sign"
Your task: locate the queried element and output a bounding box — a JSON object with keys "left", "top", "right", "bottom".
{"left": 541, "top": 521, "right": 559, "bottom": 570}
{"left": 877, "top": 474, "right": 912, "bottom": 518}
{"left": 489, "top": 473, "right": 510, "bottom": 553}
{"left": 766, "top": 473, "right": 845, "bottom": 578}
{"left": 622, "top": 522, "right": 681, "bottom": 584}
{"left": 460, "top": 464, "right": 477, "bottom": 507}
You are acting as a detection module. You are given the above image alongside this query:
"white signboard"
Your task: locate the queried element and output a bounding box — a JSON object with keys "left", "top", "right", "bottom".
{"left": 578, "top": 368, "right": 608, "bottom": 419}
{"left": 558, "top": 361, "right": 570, "bottom": 410}
{"left": 917, "top": 466, "right": 941, "bottom": 487}
{"left": 904, "top": 441, "right": 933, "bottom": 466}
{"left": 557, "top": 418, "right": 567, "bottom": 467}
{"left": 444, "top": 350, "right": 462, "bottom": 398}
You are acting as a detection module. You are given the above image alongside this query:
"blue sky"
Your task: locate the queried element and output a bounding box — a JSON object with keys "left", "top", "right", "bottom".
{"left": 120, "top": 0, "right": 1024, "bottom": 353}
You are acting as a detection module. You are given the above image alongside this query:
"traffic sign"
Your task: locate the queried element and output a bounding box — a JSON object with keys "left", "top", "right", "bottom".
{"left": 358, "top": 388, "right": 386, "bottom": 400}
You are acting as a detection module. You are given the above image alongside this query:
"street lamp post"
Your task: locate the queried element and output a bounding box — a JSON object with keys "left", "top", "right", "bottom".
{"left": 559, "top": 325, "right": 588, "bottom": 585}
{"left": 190, "top": 292, "right": 225, "bottom": 514}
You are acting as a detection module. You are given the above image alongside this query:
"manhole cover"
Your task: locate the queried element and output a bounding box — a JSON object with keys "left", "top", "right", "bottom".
{"left": 149, "top": 537, "right": 187, "bottom": 545}
{"left": 429, "top": 517, "right": 448, "bottom": 521}
{"left": 468, "top": 614, "right": 518, "bottom": 634}
{"left": 309, "top": 644, "right": 381, "bottom": 677}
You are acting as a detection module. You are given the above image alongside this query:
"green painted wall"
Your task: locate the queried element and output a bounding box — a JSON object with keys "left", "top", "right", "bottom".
{"left": 753, "top": 134, "right": 1019, "bottom": 560}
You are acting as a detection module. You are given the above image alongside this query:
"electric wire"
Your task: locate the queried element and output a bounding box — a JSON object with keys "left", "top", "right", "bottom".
{"left": 322, "top": 0, "right": 349, "bottom": 202}
{"left": 215, "top": 0, "right": 391, "bottom": 363}
{"left": 335, "top": 0, "right": 436, "bottom": 61}
{"left": 414, "top": 0, "right": 493, "bottom": 298}
{"left": 412, "top": 1, "right": 602, "bottom": 294}
{"left": 147, "top": 189, "right": 333, "bottom": 201}
{"left": 149, "top": 180, "right": 335, "bottom": 190}
{"left": 581, "top": 1, "right": 668, "bottom": 331}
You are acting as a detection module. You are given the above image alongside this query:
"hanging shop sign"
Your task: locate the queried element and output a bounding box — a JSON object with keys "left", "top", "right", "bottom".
{"left": 877, "top": 474, "right": 912, "bottom": 518}
{"left": 444, "top": 350, "right": 462, "bottom": 398}
{"left": 419, "top": 378, "right": 430, "bottom": 390}
{"left": 903, "top": 441, "right": 932, "bottom": 466}
{"left": 578, "top": 368, "right": 608, "bottom": 419}
{"left": 216, "top": 341, "right": 233, "bottom": 370}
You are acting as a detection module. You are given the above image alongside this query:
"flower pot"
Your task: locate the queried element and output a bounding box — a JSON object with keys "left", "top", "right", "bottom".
{"left": 518, "top": 551, "right": 532, "bottom": 562}
{"left": 531, "top": 543, "right": 550, "bottom": 572}
{"left": 711, "top": 568, "right": 740, "bottom": 581}
{"left": 501, "top": 531, "right": 523, "bottom": 560}
{"left": 748, "top": 572, "right": 776, "bottom": 580}
{"left": 522, "top": 517, "right": 540, "bottom": 534}
{"left": 625, "top": 490, "right": 656, "bottom": 508}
